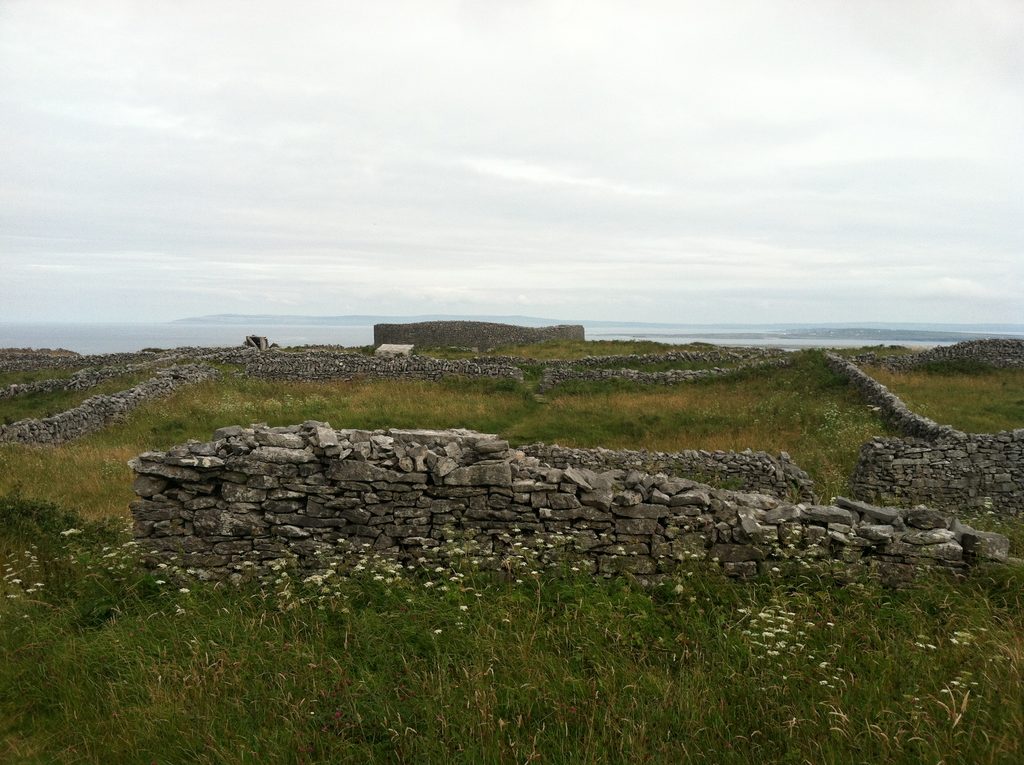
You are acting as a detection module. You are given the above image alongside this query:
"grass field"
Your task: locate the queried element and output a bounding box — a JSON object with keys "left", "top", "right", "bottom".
{"left": 0, "top": 352, "right": 889, "bottom": 520}
{"left": 867, "top": 364, "right": 1024, "bottom": 433}
{"left": 0, "top": 367, "right": 80, "bottom": 387}
{"left": 1, "top": 495, "right": 1021, "bottom": 765}
{"left": 1, "top": 343, "right": 1022, "bottom": 764}
{"left": 0, "top": 372, "right": 155, "bottom": 425}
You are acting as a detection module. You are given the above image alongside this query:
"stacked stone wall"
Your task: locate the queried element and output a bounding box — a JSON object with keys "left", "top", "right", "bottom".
{"left": 522, "top": 443, "right": 815, "bottom": 502}
{"left": 0, "top": 363, "right": 158, "bottom": 401}
{"left": 129, "top": 424, "right": 1009, "bottom": 586}
{"left": 537, "top": 357, "right": 791, "bottom": 391}
{"left": 243, "top": 350, "right": 523, "bottom": 383}
{"left": 0, "top": 365, "right": 219, "bottom": 445}
{"left": 857, "top": 339, "right": 1024, "bottom": 372}
{"left": 0, "top": 350, "right": 162, "bottom": 373}
{"left": 826, "top": 353, "right": 1024, "bottom": 514}
{"left": 374, "top": 321, "right": 584, "bottom": 350}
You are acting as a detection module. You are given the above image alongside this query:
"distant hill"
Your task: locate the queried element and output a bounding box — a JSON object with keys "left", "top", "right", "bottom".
{"left": 172, "top": 314, "right": 1024, "bottom": 343}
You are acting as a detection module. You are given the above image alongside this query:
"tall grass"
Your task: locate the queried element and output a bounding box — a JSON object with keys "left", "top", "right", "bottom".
{"left": 0, "top": 494, "right": 1021, "bottom": 764}
{"left": 867, "top": 365, "right": 1024, "bottom": 433}
{"left": 1, "top": 345, "right": 1021, "bottom": 764}
{"left": 0, "top": 353, "right": 888, "bottom": 520}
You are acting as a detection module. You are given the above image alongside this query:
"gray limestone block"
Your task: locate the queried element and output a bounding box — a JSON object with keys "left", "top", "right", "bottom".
{"left": 251, "top": 446, "right": 317, "bottom": 465}
{"left": 129, "top": 459, "right": 204, "bottom": 482}
{"left": 856, "top": 525, "right": 895, "bottom": 542}
{"left": 614, "top": 490, "right": 645, "bottom": 507}
{"left": 960, "top": 530, "right": 1010, "bottom": 562}
{"left": 579, "top": 489, "right": 613, "bottom": 511}
{"left": 905, "top": 507, "right": 952, "bottom": 530}
{"left": 130, "top": 500, "right": 178, "bottom": 523}
{"left": 615, "top": 518, "right": 660, "bottom": 535}
{"left": 444, "top": 462, "right": 512, "bottom": 487}
{"left": 311, "top": 426, "right": 339, "bottom": 448}
{"left": 563, "top": 466, "right": 596, "bottom": 490}
{"left": 132, "top": 474, "right": 168, "bottom": 498}
{"left": 885, "top": 540, "right": 963, "bottom": 561}
{"left": 902, "top": 529, "right": 957, "bottom": 545}
{"left": 475, "top": 439, "right": 510, "bottom": 455}
{"left": 669, "top": 490, "right": 710, "bottom": 508}
{"left": 762, "top": 504, "right": 802, "bottom": 524}
{"left": 328, "top": 460, "right": 398, "bottom": 483}
{"left": 213, "top": 425, "right": 245, "bottom": 440}
{"left": 165, "top": 455, "right": 226, "bottom": 469}
{"left": 255, "top": 431, "right": 306, "bottom": 449}
{"left": 612, "top": 503, "right": 666, "bottom": 520}
{"left": 802, "top": 505, "right": 855, "bottom": 525}
{"left": 221, "top": 484, "right": 267, "bottom": 503}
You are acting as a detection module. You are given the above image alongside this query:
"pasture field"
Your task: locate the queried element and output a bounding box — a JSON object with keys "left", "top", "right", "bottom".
{"left": 1, "top": 344, "right": 1022, "bottom": 764}
{"left": 866, "top": 363, "right": 1024, "bottom": 434}
{"left": 0, "top": 371, "right": 154, "bottom": 425}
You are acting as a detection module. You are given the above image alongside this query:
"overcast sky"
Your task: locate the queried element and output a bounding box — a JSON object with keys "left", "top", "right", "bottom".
{"left": 1, "top": 0, "right": 1021, "bottom": 325}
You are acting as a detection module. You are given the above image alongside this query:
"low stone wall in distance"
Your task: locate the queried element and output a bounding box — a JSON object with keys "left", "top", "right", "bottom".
{"left": 522, "top": 443, "right": 815, "bottom": 503}
{"left": 0, "top": 365, "right": 220, "bottom": 445}
{"left": 0, "top": 349, "right": 162, "bottom": 374}
{"left": 537, "top": 357, "right": 792, "bottom": 391}
{"left": 129, "top": 425, "right": 1009, "bottom": 586}
{"left": 826, "top": 353, "right": 1024, "bottom": 514}
{"left": 374, "top": 321, "right": 585, "bottom": 351}
{"left": 857, "top": 339, "right": 1024, "bottom": 372}
{"left": 244, "top": 351, "right": 524, "bottom": 383}
{"left": 0, "top": 363, "right": 157, "bottom": 401}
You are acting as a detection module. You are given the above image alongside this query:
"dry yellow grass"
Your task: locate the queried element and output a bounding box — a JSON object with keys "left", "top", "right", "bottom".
{"left": 867, "top": 366, "right": 1024, "bottom": 433}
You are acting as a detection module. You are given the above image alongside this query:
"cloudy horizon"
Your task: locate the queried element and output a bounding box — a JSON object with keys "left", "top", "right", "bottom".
{"left": 1, "top": 0, "right": 1021, "bottom": 325}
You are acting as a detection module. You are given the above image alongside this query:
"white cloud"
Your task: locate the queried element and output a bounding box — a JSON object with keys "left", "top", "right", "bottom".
{"left": 0, "top": 0, "right": 1021, "bottom": 324}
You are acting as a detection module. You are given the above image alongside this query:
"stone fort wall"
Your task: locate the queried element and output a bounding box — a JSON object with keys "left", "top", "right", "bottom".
{"left": 374, "top": 321, "right": 585, "bottom": 350}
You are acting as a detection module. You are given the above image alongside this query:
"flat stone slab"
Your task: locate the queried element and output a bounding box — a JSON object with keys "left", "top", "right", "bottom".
{"left": 375, "top": 344, "right": 414, "bottom": 357}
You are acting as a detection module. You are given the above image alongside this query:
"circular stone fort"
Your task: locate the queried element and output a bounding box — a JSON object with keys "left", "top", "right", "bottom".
{"left": 373, "top": 320, "right": 585, "bottom": 351}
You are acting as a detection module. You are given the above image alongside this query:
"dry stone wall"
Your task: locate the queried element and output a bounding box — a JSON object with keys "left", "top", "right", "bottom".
{"left": 522, "top": 443, "right": 815, "bottom": 502}
{"left": 537, "top": 348, "right": 786, "bottom": 369}
{"left": 537, "top": 357, "right": 792, "bottom": 391}
{"left": 130, "top": 424, "right": 1009, "bottom": 586}
{"left": 826, "top": 353, "right": 1024, "bottom": 514}
{"left": 0, "top": 363, "right": 157, "bottom": 401}
{"left": 0, "top": 350, "right": 162, "bottom": 373}
{"left": 374, "top": 321, "right": 585, "bottom": 350}
{"left": 0, "top": 365, "right": 219, "bottom": 445}
{"left": 243, "top": 350, "right": 524, "bottom": 383}
{"left": 857, "top": 339, "right": 1024, "bottom": 372}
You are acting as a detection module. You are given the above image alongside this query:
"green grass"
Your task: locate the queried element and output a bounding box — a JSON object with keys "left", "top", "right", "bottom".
{"left": 867, "top": 365, "right": 1024, "bottom": 433}
{"left": 590, "top": 357, "right": 749, "bottom": 372}
{"left": 0, "top": 372, "right": 155, "bottom": 425}
{"left": 0, "top": 367, "right": 80, "bottom": 387}
{"left": 0, "top": 495, "right": 1021, "bottom": 765}
{"left": 421, "top": 339, "right": 706, "bottom": 360}
{"left": 1, "top": 345, "right": 1022, "bottom": 764}
{"left": 831, "top": 345, "right": 918, "bottom": 359}
{"left": 0, "top": 353, "right": 889, "bottom": 520}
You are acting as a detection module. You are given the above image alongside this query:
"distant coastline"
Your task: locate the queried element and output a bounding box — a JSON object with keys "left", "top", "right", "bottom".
{"left": 2, "top": 316, "right": 1023, "bottom": 355}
